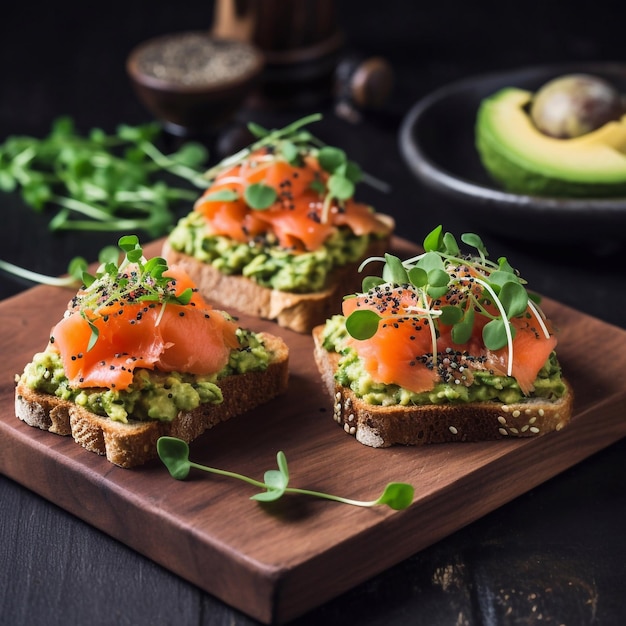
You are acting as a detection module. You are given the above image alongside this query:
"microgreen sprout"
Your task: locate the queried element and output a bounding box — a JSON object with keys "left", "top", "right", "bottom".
{"left": 346, "top": 225, "right": 550, "bottom": 377}
{"left": 0, "top": 256, "right": 88, "bottom": 288}
{"left": 201, "top": 113, "right": 387, "bottom": 222}
{"left": 72, "top": 234, "right": 193, "bottom": 350}
{"left": 157, "top": 436, "right": 414, "bottom": 511}
{"left": 0, "top": 116, "right": 209, "bottom": 236}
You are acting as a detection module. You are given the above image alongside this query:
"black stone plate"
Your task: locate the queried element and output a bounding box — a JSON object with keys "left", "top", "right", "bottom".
{"left": 399, "top": 62, "right": 626, "bottom": 244}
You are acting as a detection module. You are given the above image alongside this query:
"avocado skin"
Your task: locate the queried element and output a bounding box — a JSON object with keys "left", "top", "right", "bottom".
{"left": 475, "top": 87, "right": 626, "bottom": 198}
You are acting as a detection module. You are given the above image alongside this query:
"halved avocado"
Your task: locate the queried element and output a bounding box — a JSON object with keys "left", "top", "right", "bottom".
{"left": 476, "top": 87, "right": 626, "bottom": 197}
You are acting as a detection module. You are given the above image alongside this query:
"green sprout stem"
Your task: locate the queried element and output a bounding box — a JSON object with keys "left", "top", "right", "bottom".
{"left": 157, "top": 437, "right": 414, "bottom": 511}
{"left": 203, "top": 113, "right": 324, "bottom": 179}
{"left": 0, "top": 258, "right": 78, "bottom": 287}
{"left": 51, "top": 216, "right": 160, "bottom": 232}
{"left": 137, "top": 140, "right": 208, "bottom": 187}
{"left": 53, "top": 194, "right": 120, "bottom": 221}
{"left": 187, "top": 462, "right": 392, "bottom": 507}
{"left": 187, "top": 461, "right": 269, "bottom": 490}
{"left": 276, "top": 487, "right": 388, "bottom": 508}
{"left": 458, "top": 274, "right": 514, "bottom": 376}
{"left": 526, "top": 298, "right": 551, "bottom": 340}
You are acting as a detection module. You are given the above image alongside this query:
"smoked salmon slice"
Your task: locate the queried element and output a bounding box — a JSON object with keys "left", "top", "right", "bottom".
{"left": 343, "top": 279, "right": 557, "bottom": 397}
{"left": 193, "top": 147, "right": 391, "bottom": 252}
{"left": 50, "top": 264, "right": 240, "bottom": 391}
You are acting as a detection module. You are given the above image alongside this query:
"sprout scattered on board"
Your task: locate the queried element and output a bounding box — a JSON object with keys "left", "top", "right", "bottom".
{"left": 157, "top": 436, "right": 415, "bottom": 511}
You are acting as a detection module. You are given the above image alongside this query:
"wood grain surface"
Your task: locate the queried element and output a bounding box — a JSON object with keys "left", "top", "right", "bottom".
{"left": 1, "top": 238, "right": 625, "bottom": 624}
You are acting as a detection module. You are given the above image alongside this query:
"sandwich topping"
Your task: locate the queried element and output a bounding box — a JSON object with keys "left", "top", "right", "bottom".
{"left": 20, "top": 236, "right": 274, "bottom": 422}
{"left": 167, "top": 114, "right": 394, "bottom": 293}
{"left": 321, "top": 226, "right": 568, "bottom": 406}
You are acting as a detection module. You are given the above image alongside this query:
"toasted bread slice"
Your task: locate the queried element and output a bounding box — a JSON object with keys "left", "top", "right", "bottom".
{"left": 162, "top": 236, "right": 391, "bottom": 334}
{"left": 312, "top": 326, "right": 573, "bottom": 447}
{"left": 15, "top": 332, "right": 289, "bottom": 468}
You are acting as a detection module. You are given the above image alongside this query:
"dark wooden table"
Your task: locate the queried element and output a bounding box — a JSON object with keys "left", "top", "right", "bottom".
{"left": 2, "top": 2, "right": 625, "bottom": 625}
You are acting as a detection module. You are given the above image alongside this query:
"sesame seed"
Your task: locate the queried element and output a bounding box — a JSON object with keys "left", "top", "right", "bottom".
{"left": 497, "top": 416, "right": 507, "bottom": 425}
{"left": 449, "top": 426, "right": 458, "bottom": 435}
{"left": 530, "top": 426, "right": 540, "bottom": 433}
{"left": 498, "top": 428, "right": 509, "bottom": 436}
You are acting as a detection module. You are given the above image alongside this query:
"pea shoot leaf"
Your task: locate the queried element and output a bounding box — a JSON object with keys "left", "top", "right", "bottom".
{"left": 346, "top": 309, "right": 381, "bottom": 340}
{"left": 327, "top": 174, "right": 354, "bottom": 201}
{"left": 482, "top": 318, "right": 513, "bottom": 351}
{"left": 244, "top": 183, "right": 277, "bottom": 210}
{"left": 157, "top": 437, "right": 192, "bottom": 480}
{"left": 423, "top": 224, "right": 443, "bottom": 252}
{"left": 318, "top": 146, "right": 347, "bottom": 173}
{"left": 439, "top": 305, "right": 464, "bottom": 326}
{"left": 407, "top": 266, "right": 427, "bottom": 288}
{"left": 375, "top": 483, "right": 415, "bottom": 510}
{"left": 451, "top": 305, "right": 474, "bottom": 344}
{"left": 362, "top": 275, "right": 385, "bottom": 291}
{"left": 498, "top": 281, "right": 528, "bottom": 319}
{"left": 382, "top": 253, "right": 409, "bottom": 284}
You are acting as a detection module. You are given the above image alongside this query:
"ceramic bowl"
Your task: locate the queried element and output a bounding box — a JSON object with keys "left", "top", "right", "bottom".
{"left": 127, "top": 31, "right": 264, "bottom": 136}
{"left": 399, "top": 62, "right": 626, "bottom": 244}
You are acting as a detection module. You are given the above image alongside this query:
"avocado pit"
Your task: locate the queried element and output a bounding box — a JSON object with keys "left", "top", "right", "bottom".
{"left": 530, "top": 73, "right": 625, "bottom": 139}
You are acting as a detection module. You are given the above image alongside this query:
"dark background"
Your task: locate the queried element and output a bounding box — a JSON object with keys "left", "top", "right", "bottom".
{"left": 2, "top": 1, "right": 625, "bottom": 326}
{"left": 1, "top": 2, "right": 625, "bottom": 625}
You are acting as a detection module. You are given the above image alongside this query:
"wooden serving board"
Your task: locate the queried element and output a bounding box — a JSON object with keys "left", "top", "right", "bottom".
{"left": 1, "top": 238, "right": 625, "bottom": 624}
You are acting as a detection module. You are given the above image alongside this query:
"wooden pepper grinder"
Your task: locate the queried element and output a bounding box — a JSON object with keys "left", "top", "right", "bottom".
{"left": 334, "top": 53, "right": 395, "bottom": 123}
{"left": 212, "top": 0, "right": 343, "bottom": 108}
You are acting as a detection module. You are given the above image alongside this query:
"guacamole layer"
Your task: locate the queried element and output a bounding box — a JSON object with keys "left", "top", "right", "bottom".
{"left": 167, "top": 211, "right": 373, "bottom": 293}
{"left": 21, "top": 328, "right": 272, "bottom": 423}
{"left": 321, "top": 315, "right": 567, "bottom": 407}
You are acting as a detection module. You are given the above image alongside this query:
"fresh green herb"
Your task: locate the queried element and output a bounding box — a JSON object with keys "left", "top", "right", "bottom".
{"left": 0, "top": 255, "right": 88, "bottom": 288}
{"left": 157, "top": 436, "right": 414, "bottom": 511}
{"left": 73, "top": 235, "right": 192, "bottom": 350}
{"left": 348, "top": 225, "right": 551, "bottom": 377}
{"left": 202, "top": 114, "right": 387, "bottom": 221}
{"left": 0, "top": 116, "right": 209, "bottom": 236}
{"left": 244, "top": 182, "right": 277, "bottom": 210}
{"left": 202, "top": 188, "right": 240, "bottom": 203}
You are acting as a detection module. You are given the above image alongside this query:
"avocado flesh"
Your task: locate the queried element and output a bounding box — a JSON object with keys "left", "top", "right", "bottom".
{"left": 476, "top": 87, "right": 626, "bottom": 197}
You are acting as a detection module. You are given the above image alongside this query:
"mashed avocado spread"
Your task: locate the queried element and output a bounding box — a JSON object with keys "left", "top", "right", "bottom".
{"left": 22, "top": 328, "right": 272, "bottom": 424}
{"left": 321, "top": 315, "right": 567, "bottom": 407}
{"left": 167, "top": 211, "right": 372, "bottom": 293}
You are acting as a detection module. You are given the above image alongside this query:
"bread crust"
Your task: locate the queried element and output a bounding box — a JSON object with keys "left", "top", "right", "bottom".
{"left": 162, "top": 236, "right": 391, "bottom": 334}
{"left": 15, "top": 333, "right": 289, "bottom": 468}
{"left": 312, "top": 326, "right": 574, "bottom": 447}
